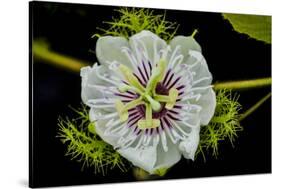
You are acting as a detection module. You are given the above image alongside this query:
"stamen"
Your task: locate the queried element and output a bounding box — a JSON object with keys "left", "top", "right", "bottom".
{"left": 119, "top": 64, "right": 146, "bottom": 92}
{"left": 118, "top": 83, "right": 143, "bottom": 94}
{"left": 115, "top": 100, "right": 128, "bottom": 122}
{"left": 154, "top": 95, "right": 170, "bottom": 102}
{"left": 137, "top": 103, "right": 160, "bottom": 130}
{"left": 166, "top": 88, "right": 178, "bottom": 109}
{"left": 115, "top": 98, "right": 144, "bottom": 122}
{"left": 154, "top": 88, "right": 179, "bottom": 110}
{"left": 124, "top": 98, "right": 144, "bottom": 110}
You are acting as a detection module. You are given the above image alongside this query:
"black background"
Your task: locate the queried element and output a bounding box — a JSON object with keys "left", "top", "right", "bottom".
{"left": 30, "top": 1, "right": 271, "bottom": 188}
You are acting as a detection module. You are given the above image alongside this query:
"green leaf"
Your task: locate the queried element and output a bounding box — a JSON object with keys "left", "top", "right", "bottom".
{"left": 223, "top": 13, "right": 271, "bottom": 43}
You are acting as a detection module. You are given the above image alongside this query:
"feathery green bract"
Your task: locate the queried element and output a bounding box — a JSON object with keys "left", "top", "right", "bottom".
{"left": 94, "top": 8, "right": 179, "bottom": 42}
{"left": 57, "top": 105, "right": 128, "bottom": 175}
{"left": 197, "top": 89, "right": 243, "bottom": 161}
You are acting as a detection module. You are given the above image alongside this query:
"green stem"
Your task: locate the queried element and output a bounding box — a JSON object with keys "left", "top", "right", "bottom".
{"left": 33, "top": 41, "right": 90, "bottom": 73}
{"left": 213, "top": 78, "right": 271, "bottom": 91}
{"left": 239, "top": 92, "right": 271, "bottom": 121}
{"left": 191, "top": 29, "right": 198, "bottom": 38}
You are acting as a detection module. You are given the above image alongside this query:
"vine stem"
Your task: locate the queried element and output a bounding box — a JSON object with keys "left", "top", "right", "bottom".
{"left": 213, "top": 77, "right": 271, "bottom": 91}
{"left": 33, "top": 41, "right": 90, "bottom": 73}
{"left": 239, "top": 92, "right": 271, "bottom": 121}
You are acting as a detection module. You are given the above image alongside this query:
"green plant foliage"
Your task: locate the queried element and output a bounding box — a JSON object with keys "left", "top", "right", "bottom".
{"left": 196, "top": 89, "right": 243, "bottom": 161}
{"left": 94, "top": 8, "right": 179, "bottom": 42}
{"left": 223, "top": 13, "right": 271, "bottom": 43}
{"left": 57, "top": 105, "right": 128, "bottom": 175}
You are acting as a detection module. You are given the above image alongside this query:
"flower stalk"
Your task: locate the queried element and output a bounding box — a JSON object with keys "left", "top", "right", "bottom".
{"left": 213, "top": 77, "right": 271, "bottom": 91}
{"left": 33, "top": 40, "right": 89, "bottom": 73}
{"left": 239, "top": 92, "right": 271, "bottom": 121}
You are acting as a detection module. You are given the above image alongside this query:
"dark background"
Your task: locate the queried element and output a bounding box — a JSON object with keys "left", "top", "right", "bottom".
{"left": 30, "top": 1, "right": 271, "bottom": 188}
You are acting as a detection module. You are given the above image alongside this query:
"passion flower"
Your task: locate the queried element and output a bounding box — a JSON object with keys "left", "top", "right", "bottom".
{"left": 81, "top": 30, "right": 216, "bottom": 174}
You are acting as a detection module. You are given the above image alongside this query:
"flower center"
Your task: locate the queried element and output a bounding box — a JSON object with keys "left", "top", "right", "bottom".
{"left": 114, "top": 59, "right": 179, "bottom": 130}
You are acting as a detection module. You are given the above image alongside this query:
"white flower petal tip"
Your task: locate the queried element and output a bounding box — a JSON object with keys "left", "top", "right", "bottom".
{"left": 197, "top": 88, "right": 216, "bottom": 125}
{"left": 81, "top": 30, "right": 216, "bottom": 172}
{"left": 96, "top": 36, "right": 132, "bottom": 68}
{"left": 118, "top": 146, "right": 157, "bottom": 174}
{"left": 178, "top": 126, "right": 200, "bottom": 161}
{"left": 80, "top": 66, "right": 91, "bottom": 77}
{"left": 169, "top": 35, "right": 202, "bottom": 53}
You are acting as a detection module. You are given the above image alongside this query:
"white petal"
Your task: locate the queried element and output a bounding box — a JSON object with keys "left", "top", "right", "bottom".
{"left": 196, "top": 88, "right": 216, "bottom": 125}
{"left": 188, "top": 50, "right": 213, "bottom": 87}
{"left": 173, "top": 112, "right": 200, "bottom": 135}
{"left": 96, "top": 36, "right": 133, "bottom": 68}
{"left": 80, "top": 64, "right": 107, "bottom": 103}
{"left": 81, "top": 64, "right": 115, "bottom": 104}
{"left": 118, "top": 134, "right": 181, "bottom": 174}
{"left": 129, "top": 30, "right": 167, "bottom": 66}
{"left": 169, "top": 36, "right": 201, "bottom": 64}
{"left": 178, "top": 125, "right": 200, "bottom": 160}
{"left": 168, "top": 37, "right": 212, "bottom": 87}
{"left": 118, "top": 143, "right": 158, "bottom": 173}
{"left": 153, "top": 137, "right": 181, "bottom": 172}
{"left": 89, "top": 108, "right": 124, "bottom": 146}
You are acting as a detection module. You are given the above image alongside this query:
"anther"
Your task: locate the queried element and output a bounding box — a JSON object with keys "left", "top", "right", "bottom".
{"left": 115, "top": 98, "right": 144, "bottom": 122}
{"left": 119, "top": 64, "right": 145, "bottom": 92}
{"left": 137, "top": 103, "right": 160, "bottom": 130}
{"left": 165, "top": 88, "right": 179, "bottom": 109}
